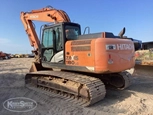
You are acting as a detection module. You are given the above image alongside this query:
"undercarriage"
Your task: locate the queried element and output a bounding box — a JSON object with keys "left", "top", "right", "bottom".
{"left": 25, "top": 63, "right": 132, "bottom": 106}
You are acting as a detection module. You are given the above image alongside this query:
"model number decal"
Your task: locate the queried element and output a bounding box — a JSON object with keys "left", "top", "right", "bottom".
{"left": 66, "top": 55, "right": 78, "bottom": 61}
{"left": 66, "top": 55, "right": 79, "bottom": 65}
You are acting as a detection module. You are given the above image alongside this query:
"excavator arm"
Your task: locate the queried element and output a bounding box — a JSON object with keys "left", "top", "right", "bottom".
{"left": 20, "top": 6, "right": 71, "bottom": 53}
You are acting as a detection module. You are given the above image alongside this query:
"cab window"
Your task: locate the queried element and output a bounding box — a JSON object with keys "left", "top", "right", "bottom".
{"left": 55, "top": 27, "right": 63, "bottom": 51}
{"left": 65, "top": 25, "right": 80, "bottom": 40}
{"left": 42, "top": 29, "right": 53, "bottom": 48}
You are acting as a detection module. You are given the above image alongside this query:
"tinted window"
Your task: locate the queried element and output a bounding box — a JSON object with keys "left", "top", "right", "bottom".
{"left": 65, "top": 26, "right": 80, "bottom": 40}
{"left": 42, "top": 29, "right": 53, "bottom": 47}
{"left": 55, "top": 27, "right": 63, "bottom": 51}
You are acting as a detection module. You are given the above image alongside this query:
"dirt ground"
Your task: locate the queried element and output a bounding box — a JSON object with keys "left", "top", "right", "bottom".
{"left": 0, "top": 58, "right": 153, "bottom": 115}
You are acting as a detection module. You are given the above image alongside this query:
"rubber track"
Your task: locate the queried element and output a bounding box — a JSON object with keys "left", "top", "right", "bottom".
{"left": 25, "top": 71, "right": 106, "bottom": 106}
{"left": 118, "top": 71, "right": 132, "bottom": 90}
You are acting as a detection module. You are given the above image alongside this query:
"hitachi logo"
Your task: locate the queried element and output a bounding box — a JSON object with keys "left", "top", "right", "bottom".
{"left": 29, "top": 15, "right": 39, "bottom": 18}
{"left": 117, "top": 44, "right": 134, "bottom": 50}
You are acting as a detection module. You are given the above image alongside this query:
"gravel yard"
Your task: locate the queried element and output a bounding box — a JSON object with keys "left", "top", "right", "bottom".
{"left": 0, "top": 58, "right": 153, "bottom": 115}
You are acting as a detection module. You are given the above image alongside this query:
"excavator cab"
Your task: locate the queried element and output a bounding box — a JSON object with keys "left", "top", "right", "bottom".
{"left": 41, "top": 22, "right": 81, "bottom": 63}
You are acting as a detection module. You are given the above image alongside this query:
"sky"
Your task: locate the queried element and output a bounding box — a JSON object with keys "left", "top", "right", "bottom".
{"left": 0, "top": 0, "right": 153, "bottom": 54}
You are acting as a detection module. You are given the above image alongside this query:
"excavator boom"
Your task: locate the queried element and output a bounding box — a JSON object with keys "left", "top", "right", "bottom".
{"left": 21, "top": 6, "right": 70, "bottom": 53}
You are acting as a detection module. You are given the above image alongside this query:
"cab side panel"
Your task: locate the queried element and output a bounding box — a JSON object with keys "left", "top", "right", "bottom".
{"left": 65, "top": 39, "right": 95, "bottom": 71}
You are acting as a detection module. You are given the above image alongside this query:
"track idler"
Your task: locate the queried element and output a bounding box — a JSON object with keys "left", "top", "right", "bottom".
{"left": 105, "top": 71, "right": 132, "bottom": 90}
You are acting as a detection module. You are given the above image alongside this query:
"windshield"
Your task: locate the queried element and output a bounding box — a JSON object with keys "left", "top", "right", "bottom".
{"left": 65, "top": 25, "right": 80, "bottom": 40}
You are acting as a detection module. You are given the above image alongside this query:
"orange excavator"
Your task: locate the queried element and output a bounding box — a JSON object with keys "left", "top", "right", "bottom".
{"left": 21, "top": 6, "right": 135, "bottom": 106}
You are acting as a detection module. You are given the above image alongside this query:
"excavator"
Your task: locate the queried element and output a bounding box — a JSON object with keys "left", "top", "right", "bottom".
{"left": 21, "top": 6, "right": 136, "bottom": 106}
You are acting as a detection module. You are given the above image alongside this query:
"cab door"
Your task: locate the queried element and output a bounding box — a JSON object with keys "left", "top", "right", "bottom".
{"left": 41, "top": 26, "right": 64, "bottom": 63}
{"left": 41, "top": 28, "right": 54, "bottom": 62}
